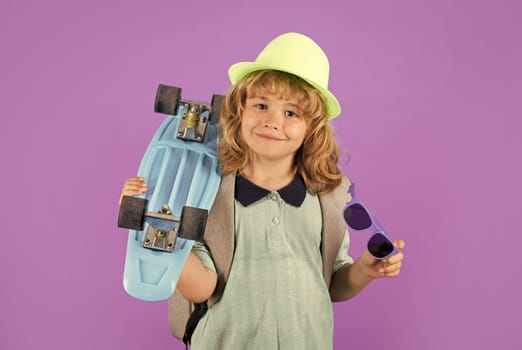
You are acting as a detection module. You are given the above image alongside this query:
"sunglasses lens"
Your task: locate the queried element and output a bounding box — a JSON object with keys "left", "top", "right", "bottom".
{"left": 368, "top": 233, "right": 394, "bottom": 259}
{"left": 344, "top": 203, "right": 372, "bottom": 230}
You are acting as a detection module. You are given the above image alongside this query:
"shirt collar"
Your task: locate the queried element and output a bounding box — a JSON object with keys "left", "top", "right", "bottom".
{"left": 235, "top": 174, "right": 307, "bottom": 207}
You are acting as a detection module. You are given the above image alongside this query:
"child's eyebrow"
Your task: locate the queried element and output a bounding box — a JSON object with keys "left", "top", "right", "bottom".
{"left": 247, "top": 96, "right": 268, "bottom": 100}
{"left": 285, "top": 101, "right": 299, "bottom": 109}
{"left": 247, "top": 95, "right": 300, "bottom": 109}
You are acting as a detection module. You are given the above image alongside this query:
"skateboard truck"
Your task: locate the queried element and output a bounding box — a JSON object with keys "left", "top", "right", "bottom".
{"left": 143, "top": 205, "right": 178, "bottom": 252}
{"left": 118, "top": 196, "right": 208, "bottom": 253}
{"left": 176, "top": 102, "right": 209, "bottom": 142}
{"left": 154, "top": 84, "right": 224, "bottom": 143}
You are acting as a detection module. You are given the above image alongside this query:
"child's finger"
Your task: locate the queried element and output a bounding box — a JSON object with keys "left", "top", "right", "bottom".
{"left": 379, "top": 260, "right": 402, "bottom": 277}
{"left": 394, "top": 239, "right": 405, "bottom": 249}
{"left": 125, "top": 177, "right": 147, "bottom": 187}
{"left": 124, "top": 183, "right": 148, "bottom": 192}
{"left": 124, "top": 177, "right": 148, "bottom": 191}
{"left": 385, "top": 250, "right": 404, "bottom": 265}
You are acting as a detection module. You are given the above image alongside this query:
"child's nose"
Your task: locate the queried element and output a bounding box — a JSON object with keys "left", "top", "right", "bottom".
{"left": 263, "top": 110, "right": 282, "bottom": 129}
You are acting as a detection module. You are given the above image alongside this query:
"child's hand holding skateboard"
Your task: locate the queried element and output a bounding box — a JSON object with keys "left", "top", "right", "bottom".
{"left": 119, "top": 177, "right": 148, "bottom": 205}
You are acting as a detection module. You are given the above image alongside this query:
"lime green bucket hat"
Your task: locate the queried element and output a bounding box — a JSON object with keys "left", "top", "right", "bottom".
{"left": 228, "top": 32, "right": 341, "bottom": 119}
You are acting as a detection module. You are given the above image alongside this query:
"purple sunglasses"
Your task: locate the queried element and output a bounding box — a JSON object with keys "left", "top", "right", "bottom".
{"left": 343, "top": 184, "right": 398, "bottom": 260}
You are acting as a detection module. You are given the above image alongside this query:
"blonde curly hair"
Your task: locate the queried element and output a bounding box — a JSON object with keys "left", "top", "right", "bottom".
{"left": 218, "top": 70, "right": 343, "bottom": 194}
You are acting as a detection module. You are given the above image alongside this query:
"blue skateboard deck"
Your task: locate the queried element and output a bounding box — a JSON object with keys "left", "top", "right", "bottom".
{"left": 120, "top": 85, "right": 222, "bottom": 301}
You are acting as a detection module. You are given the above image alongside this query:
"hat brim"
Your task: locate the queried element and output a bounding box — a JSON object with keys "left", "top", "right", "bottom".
{"left": 228, "top": 62, "right": 341, "bottom": 120}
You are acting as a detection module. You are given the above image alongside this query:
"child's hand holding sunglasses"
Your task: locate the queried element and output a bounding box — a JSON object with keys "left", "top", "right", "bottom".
{"left": 343, "top": 184, "right": 405, "bottom": 278}
{"left": 360, "top": 239, "right": 405, "bottom": 278}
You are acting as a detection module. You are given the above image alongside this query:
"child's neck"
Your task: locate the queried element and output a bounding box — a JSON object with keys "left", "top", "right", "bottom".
{"left": 242, "top": 161, "right": 296, "bottom": 191}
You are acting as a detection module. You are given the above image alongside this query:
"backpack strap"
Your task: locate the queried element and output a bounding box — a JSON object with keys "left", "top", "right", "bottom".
{"left": 168, "top": 290, "right": 194, "bottom": 341}
{"left": 204, "top": 173, "right": 236, "bottom": 307}
{"left": 182, "top": 302, "right": 208, "bottom": 346}
{"left": 318, "top": 176, "right": 352, "bottom": 287}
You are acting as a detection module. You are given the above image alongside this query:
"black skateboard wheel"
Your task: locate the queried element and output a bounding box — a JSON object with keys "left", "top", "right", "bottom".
{"left": 118, "top": 196, "right": 148, "bottom": 230}
{"left": 154, "top": 84, "right": 181, "bottom": 115}
{"left": 209, "top": 94, "right": 225, "bottom": 123}
{"left": 177, "top": 206, "right": 208, "bottom": 241}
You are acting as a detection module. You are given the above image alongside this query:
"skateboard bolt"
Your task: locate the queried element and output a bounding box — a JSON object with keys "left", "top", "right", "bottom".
{"left": 159, "top": 205, "right": 172, "bottom": 215}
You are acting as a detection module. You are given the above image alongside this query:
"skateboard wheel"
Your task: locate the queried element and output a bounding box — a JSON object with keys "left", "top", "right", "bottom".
{"left": 154, "top": 84, "right": 181, "bottom": 115}
{"left": 118, "top": 196, "right": 148, "bottom": 230}
{"left": 178, "top": 206, "right": 208, "bottom": 241}
{"left": 209, "top": 94, "right": 225, "bottom": 123}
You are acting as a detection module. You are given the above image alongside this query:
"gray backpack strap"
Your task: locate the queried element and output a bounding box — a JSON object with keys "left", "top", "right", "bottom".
{"left": 167, "top": 173, "right": 236, "bottom": 340}
{"left": 318, "top": 176, "right": 351, "bottom": 287}
{"left": 205, "top": 173, "right": 235, "bottom": 307}
{"left": 168, "top": 290, "right": 194, "bottom": 340}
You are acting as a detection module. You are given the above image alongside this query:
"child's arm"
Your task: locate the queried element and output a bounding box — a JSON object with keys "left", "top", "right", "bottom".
{"left": 329, "top": 240, "right": 405, "bottom": 301}
{"left": 177, "top": 252, "right": 217, "bottom": 303}
{"left": 118, "top": 177, "right": 218, "bottom": 303}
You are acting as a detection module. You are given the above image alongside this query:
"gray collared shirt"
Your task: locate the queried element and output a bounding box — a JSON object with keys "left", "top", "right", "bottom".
{"left": 191, "top": 187, "right": 353, "bottom": 350}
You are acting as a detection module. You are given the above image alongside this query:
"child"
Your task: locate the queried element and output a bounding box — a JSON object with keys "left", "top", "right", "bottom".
{"left": 119, "top": 32, "right": 405, "bottom": 349}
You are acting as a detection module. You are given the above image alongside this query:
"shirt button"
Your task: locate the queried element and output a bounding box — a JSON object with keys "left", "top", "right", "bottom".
{"left": 272, "top": 216, "right": 280, "bottom": 225}
{"left": 271, "top": 195, "right": 277, "bottom": 201}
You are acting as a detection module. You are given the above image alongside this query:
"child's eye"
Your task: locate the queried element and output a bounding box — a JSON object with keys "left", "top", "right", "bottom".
{"left": 255, "top": 103, "right": 268, "bottom": 110}
{"left": 285, "top": 110, "right": 298, "bottom": 118}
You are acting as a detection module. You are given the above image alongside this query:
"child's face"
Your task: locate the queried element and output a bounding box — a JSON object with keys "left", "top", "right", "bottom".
{"left": 241, "top": 93, "right": 308, "bottom": 165}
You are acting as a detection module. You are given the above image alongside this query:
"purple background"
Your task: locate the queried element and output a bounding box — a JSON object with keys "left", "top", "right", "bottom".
{"left": 2, "top": 0, "right": 520, "bottom": 349}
